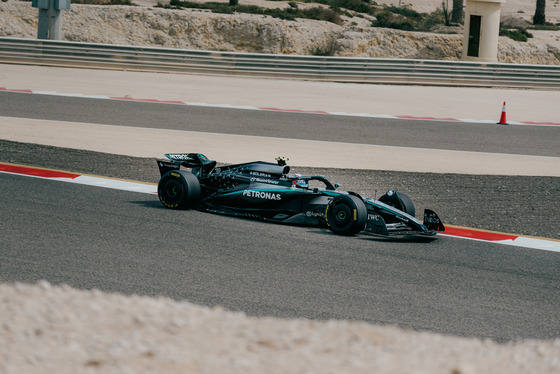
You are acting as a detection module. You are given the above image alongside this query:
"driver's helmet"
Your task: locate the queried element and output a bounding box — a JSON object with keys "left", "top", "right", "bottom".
{"left": 292, "top": 174, "right": 308, "bottom": 188}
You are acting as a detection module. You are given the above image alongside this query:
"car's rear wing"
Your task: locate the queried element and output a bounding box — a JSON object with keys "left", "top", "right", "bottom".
{"left": 157, "top": 153, "right": 216, "bottom": 177}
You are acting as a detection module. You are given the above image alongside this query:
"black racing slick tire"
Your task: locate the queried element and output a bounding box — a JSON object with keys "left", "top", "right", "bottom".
{"left": 325, "top": 194, "right": 367, "bottom": 236}
{"left": 158, "top": 170, "right": 201, "bottom": 209}
{"left": 397, "top": 193, "right": 415, "bottom": 217}
{"left": 379, "top": 190, "right": 416, "bottom": 217}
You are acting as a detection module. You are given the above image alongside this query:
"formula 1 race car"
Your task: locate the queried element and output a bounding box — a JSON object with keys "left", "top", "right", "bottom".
{"left": 156, "top": 153, "right": 445, "bottom": 237}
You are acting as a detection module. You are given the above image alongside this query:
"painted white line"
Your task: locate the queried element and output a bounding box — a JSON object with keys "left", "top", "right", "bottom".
{"left": 510, "top": 237, "right": 560, "bottom": 253}
{"left": 72, "top": 175, "right": 157, "bottom": 194}
{"left": 441, "top": 234, "right": 560, "bottom": 253}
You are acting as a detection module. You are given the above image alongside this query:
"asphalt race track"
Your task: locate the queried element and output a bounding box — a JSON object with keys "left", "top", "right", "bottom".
{"left": 1, "top": 173, "right": 559, "bottom": 343}
{"left": 1, "top": 90, "right": 559, "bottom": 343}
{"left": 0, "top": 91, "right": 559, "bottom": 157}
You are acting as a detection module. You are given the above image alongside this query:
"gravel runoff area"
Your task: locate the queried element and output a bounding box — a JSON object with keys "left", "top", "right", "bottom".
{"left": 2, "top": 139, "right": 559, "bottom": 240}
{"left": 2, "top": 281, "right": 560, "bottom": 374}
{"left": 2, "top": 139, "right": 560, "bottom": 374}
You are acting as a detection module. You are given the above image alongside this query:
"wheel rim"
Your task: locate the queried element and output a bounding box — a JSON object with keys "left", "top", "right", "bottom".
{"left": 333, "top": 204, "right": 352, "bottom": 226}
{"left": 326, "top": 195, "right": 366, "bottom": 236}
{"left": 163, "top": 179, "right": 182, "bottom": 204}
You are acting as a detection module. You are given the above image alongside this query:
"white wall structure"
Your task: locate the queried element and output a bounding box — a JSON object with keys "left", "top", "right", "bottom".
{"left": 462, "top": 0, "right": 505, "bottom": 62}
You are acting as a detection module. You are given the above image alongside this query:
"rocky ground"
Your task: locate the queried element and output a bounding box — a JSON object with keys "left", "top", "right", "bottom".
{"left": 1, "top": 281, "right": 559, "bottom": 374}
{"left": 1, "top": 0, "right": 559, "bottom": 63}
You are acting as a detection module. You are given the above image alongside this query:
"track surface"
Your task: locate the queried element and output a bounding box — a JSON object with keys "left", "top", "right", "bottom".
{"left": 1, "top": 173, "right": 559, "bottom": 342}
{"left": 1, "top": 91, "right": 559, "bottom": 157}
{"left": 1, "top": 89, "right": 559, "bottom": 343}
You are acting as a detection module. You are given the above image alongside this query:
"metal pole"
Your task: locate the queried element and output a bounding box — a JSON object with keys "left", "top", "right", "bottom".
{"left": 34, "top": 0, "right": 64, "bottom": 40}
{"left": 37, "top": 8, "right": 49, "bottom": 39}
{"left": 49, "top": 8, "right": 62, "bottom": 40}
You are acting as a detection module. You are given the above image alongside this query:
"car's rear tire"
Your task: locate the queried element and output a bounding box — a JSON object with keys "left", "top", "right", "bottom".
{"left": 158, "top": 170, "right": 200, "bottom": 209}
{"left": 325, "top": 194, "right": 367, "bottom": 236}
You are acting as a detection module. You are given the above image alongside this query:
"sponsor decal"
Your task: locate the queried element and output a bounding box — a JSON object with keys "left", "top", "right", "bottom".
{"left": 243, "top": 190, "right": 281, "bottom": 200}
{"left": 424, "top": 213, "right": 441, "bottom": 225}
{"left": 367, "top": 213, "right": 381, "bottom": 221}
{"left": 250, "top": 177, "right": 280, "bottom": 185}
{"left": 306, "top": 211, "right": 324, "bottom": 218}
{"left": 249, "top": 171, "right": 272, "bottom": 178}
{"left": 166, "top": 154, "right": 192, "bottom": 161}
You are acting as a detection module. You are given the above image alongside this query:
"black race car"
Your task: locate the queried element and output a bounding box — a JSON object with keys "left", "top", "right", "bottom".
{"left": 156, "top": 153, "right": 445, "bottom": 237}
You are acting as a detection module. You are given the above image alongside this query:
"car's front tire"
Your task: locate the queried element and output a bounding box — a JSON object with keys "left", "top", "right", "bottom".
{"left": 395, "top": 192, "right": 415, "bottom": 217}
{"left": 158, "top": 170, "right": 200, "bottom": 209}
{"left": 325, "top": 194, "right": 367, "bottom": 236}
{"left": 379, "top": 190, "right": 416, "bottom": 217}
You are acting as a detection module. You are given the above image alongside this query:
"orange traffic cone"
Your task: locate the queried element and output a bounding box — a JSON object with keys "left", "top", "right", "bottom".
{"left": 497, "top": 101, "right": 509, "bottom": 125}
